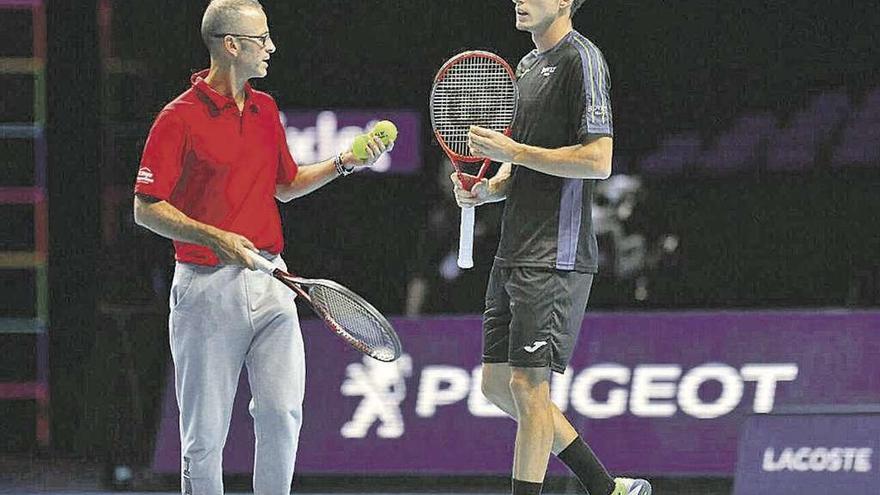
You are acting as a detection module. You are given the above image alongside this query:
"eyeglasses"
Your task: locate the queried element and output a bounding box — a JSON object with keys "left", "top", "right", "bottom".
{"left": 212, "top": 32, "right": 272, "bottom": 48}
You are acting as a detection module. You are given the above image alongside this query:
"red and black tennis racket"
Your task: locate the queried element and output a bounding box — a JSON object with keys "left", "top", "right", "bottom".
{"left": 248, "top": 251, "right": 402, "bottom": 362}
{"left": 429, "top": 50, "right": 518, "bottom": 269}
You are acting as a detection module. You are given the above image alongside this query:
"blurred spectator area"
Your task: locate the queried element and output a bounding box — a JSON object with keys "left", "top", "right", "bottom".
{"left": 636, "top": 86, "right": 880, "bottom": 175}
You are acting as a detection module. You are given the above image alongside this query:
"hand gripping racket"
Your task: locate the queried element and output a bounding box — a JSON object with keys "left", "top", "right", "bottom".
{"left": 429, "top": 50, "right": 518, "bottom": 269}
{"left": 248, "top": 251, "right": 402, "bottom": 362}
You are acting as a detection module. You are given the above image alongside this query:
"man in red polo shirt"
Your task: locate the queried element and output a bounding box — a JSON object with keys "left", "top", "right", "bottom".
{"left": 133, "top": 1, "right": 390, "bottom": 494}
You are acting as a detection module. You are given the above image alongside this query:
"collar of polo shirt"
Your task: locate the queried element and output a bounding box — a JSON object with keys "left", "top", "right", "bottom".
{"left": 190, "top": 69, "right": 260, "bottom": 114}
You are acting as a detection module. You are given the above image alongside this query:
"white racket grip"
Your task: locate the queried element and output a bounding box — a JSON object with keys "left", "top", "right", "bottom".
{"left": 247, "top": 250, "right": 277, "bottom": 274}
{"left": 458, "top": 206, "right": 475, "bottom": 269}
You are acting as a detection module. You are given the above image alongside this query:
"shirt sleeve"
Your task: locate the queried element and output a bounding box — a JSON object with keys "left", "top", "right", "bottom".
{"left": 272, "top": 105, "right": 298, "bottom": 185}
{"left": 134, "top": 109, "right": 186, "bottom": 200}
{"left": 569, "top": 42, "right": 613, "bottom": 141}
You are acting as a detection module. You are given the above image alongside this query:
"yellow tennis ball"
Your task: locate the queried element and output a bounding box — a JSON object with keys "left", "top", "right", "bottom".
{"left": 351, "top": 134, "right": 371, "bottom": 160}
{"left": 370, "top": 120, "right": 398, "bottom": 146}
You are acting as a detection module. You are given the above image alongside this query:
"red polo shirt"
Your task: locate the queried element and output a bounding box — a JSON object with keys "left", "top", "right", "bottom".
{"left": 135, "top": 69, "right": 298, "bottom": 266}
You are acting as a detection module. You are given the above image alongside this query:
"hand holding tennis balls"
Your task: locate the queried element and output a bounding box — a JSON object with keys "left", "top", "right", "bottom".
{"left": 351, "top": 120, "right": 398, "bottom": 161}
{"left": 371, "top": 120, "right": 398, "bottom": 146}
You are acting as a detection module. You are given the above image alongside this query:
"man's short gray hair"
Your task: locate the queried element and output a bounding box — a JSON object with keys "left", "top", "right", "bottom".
{"left": 570, "top": 0, "right": 587, "bottom": 17}
{"left": 200, "top": 0, "right": 264, "bottom": 49}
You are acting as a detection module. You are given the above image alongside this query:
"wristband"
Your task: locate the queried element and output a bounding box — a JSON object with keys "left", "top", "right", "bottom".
{"left": 334, "top": 153, "right": 355, "bottom": 176}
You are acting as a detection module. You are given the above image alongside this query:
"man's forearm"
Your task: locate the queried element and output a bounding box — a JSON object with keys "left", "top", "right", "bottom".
{"left": 133, "top": 195, "right": 221, "bottom": 247}
{"left": 512, "top": 136, "right": 612, "bottom": 179}
{"left": 275, "top": 158, "right": 339, "bottom": 202}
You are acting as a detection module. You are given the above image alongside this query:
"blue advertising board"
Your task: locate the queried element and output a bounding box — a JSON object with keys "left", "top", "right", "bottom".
{"left": 734, "top": 412, "right": 880, "bottom": 494}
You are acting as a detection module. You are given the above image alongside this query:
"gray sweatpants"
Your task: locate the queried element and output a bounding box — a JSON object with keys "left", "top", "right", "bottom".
{"left": 169, "top": 254, "right": 305, "bottom": 495}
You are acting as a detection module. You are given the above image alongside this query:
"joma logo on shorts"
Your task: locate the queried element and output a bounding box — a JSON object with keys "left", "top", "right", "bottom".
{"left": 524, "top": 341, "right": 548, "bottom": 353}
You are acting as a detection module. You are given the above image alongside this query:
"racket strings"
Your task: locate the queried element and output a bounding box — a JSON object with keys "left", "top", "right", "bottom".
{"left": 309, "top": 285, "right": 400, "bottom": 360}
{"left": 431, "top": 56, "right": 517, "bottom": 157}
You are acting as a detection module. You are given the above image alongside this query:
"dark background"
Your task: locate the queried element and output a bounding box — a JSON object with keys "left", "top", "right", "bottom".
{"left": 3, "top": 0, "right": 879, "bottom": 472}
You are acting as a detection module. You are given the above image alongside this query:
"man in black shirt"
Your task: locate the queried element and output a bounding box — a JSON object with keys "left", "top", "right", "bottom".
{"left": 453, "top": 1, "right": 651, "bottom": 494}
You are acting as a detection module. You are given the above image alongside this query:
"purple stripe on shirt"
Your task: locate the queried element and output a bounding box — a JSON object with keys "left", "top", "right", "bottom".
{"left": 556, "top": 178, "right": 584, "bottom": 270}
{"left": 571, "top": 32, "right": 613, "bottom": 135}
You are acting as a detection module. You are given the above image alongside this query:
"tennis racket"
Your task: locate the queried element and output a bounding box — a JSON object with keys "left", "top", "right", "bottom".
{"left": 429, "top": 50, "right": 518, "bottom": 268}
{"left": 247, "top": 251, "right": 402, "bottom": 362}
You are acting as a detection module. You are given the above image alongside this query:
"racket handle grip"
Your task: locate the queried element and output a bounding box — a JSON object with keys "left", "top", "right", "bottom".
{"left": 247, "top": 250, "right": 277, "bottom": 274}
{"left": 458, "top": 206, "right": 475, "bottom": 269}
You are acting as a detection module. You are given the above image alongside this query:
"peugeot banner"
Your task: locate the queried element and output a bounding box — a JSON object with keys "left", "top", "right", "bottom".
{"left": 152, "top": 310, "right": 880, "bottom": 476}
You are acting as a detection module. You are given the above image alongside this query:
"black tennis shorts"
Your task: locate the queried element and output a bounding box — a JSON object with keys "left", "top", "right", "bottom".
{"left": 482, "top": 264, "right": 593, "bottom": 374}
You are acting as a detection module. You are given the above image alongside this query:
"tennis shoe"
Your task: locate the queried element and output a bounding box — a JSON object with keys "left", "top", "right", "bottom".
{"left": 612, "top": 477, "right": 652, "bottom": 495}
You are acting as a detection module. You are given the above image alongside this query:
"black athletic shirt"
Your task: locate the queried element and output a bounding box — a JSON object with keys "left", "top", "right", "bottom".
{"left": 494, "top": 30, "right": 613, "bottom": 273}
